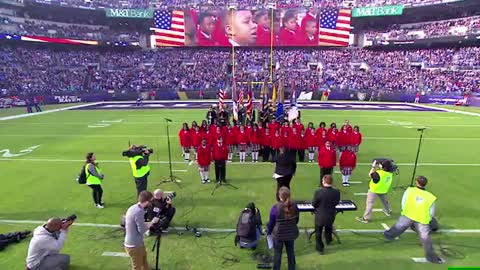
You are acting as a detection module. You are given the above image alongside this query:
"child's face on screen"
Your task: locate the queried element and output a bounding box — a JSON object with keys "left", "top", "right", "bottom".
{"left": 257, "top": 14, "right": 270, "bottom": 28}
{"left": 229, "top": 10, "right": 257, "bottom": 45}
{"left": 305, "top": 22, "right": 317, "bottom": 36}
{"left": 200, "top": 16, "right": 216, "bottom": 35}
{"left": 284, "top": 17, "right": 297, "bottom": 31}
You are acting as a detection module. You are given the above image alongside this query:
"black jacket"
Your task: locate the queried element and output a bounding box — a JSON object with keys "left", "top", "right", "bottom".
{"left": 312, "top": 187, "right": 341, "bottom": 226}
{"left": 274, "top": 150, "right": 297, "bottom": 176}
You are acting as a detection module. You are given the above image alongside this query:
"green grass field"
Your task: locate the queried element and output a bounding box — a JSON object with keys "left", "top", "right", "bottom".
{"left": 1, "top": 104, "right": 480, "bottom": 270}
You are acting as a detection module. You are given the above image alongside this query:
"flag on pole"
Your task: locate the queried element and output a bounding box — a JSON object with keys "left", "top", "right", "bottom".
{"left": 246, "top": 82, "right": 254, "bottom": 117}
{"left": 218, "top": 89, "right": 225, "bottom": 108}
{"left": 232, "top": 79, "right": 238, "bottom": 121}
{"left": 318, "top": 9, "right": 352, "bottom": 47}
{"left": 290, "top": 81, "right": 297, "bottom": 107}
{"left": 261, "top": 82, "right": 268, "bottom": 114}
{"left": 276, "top": 79, "right": 285, "bottom": 121}
{"left": 288, "top": 81, "right": 299, "bottom": 122}
{"left": 271, "top": 83, "right": 277, "bottom": 109}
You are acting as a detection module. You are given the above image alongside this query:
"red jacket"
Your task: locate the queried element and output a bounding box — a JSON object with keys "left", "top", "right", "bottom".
{"left": 191, "top": 131, "right": 203, "bottom": 147}
{"left": 249, "top": 129, "right": 261, "bottom": 144}
{"left": 212, "top": 143, "right": 228, "bottom": 161}
{"left": 288, "top": 133, "right": 299, "bottom": 150}
{"left": 196, "top": 145, "right": 211, "bottom": 166}
{"left": 280, "top": 134, "right": 289, "bottom": 148}
{"left": 337, "top": 130, "right": 351, "bottom": 146}
{"left": 225, "top": 129, "right": 237, "bottom": 145}
{"left": 199, "top": 125, "right": 208, "bottom": 133}
{"left": 327, "top": 129, "right": 338, "bottom": 145}
{"left": 299, "top": 34, "right": 318, "bottom": 46}
{"left": 268, "top": 122, "right": 280, "bottom": 135}
{"left": 197, "top": 31, "right": 216, "bottom": 46}
{"left": 179, "top": 129, "right": 191, "bottom": 147}
{"left": 261, "top": 131, "right": 271, "bottom": 147}
{"left": 202, "top": 132, "right": 214, "bottom": 147}
{"left": 271, "top": 134, "right": 281, "bottom": 149}
{"left": 281, "top": 126, "right": 291, "bottom": 137}
{"left": 318, "top": 146, "right": 336, "bottom": 168}
{"left": 213, "top": 130, "right": 224, "bottom": 142}
{"left": 341, "top": 125, "right": 353, "bottom": 133}
{"left": 340, "top": 150, "right": 357, "bottom": 169}
{"left": 306, "top": 132, "right": 317, "bottom": 147}
{"left": 292, "top": 123, "right": 304, "bottom": 134}
{"left": 278, "top": 28, "right": 300, "bottom": 46}
{"left": 256, "top": 26, "right": 273, "bottom": 46}
{"left": 209, "top": 124, "right": 217, "bottom": 134}
{"left": 297, "top": 134, "right": 307, "bottom": 150}
{"left": 237, "top": 131, "right": 249, "bottom": 145}
{"left": 350, "top": 131, "right": 362, "bottom": 146}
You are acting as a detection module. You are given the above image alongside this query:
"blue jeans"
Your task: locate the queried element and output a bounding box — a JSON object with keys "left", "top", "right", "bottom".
{"left": 239, "top": 227, "right": 261, "bottom": 249}
{"left": 273, "top": 238, "right": 296, "bottom": 270}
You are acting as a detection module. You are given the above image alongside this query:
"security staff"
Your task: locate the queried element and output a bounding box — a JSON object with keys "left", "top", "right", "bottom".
{"left": 85, "top": 152, "right": 105, "bottom": 209}
{"left": 129, "top": 146, "right": 151, "bottom": 196}
{"left": 384, "top": 176, "right": 443, "bottom": 264}
{"left": 356, "top": 159, "right": 393, "bottom": 223}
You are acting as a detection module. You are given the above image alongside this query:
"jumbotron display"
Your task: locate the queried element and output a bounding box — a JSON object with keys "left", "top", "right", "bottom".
{"left": 151, "top": 8, "right": 351, "bottom": 47}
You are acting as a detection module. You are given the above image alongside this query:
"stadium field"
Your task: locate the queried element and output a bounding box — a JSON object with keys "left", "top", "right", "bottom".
{"left": 1, "top": 102, "right": 480, "bottom": 270}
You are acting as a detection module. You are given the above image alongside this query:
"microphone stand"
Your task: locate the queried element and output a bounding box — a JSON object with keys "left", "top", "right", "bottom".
{"left": 409, "top": 128, "right": 426, "bottom": 187}
{"left": 151, "top": 232, "right": 162, "bottom": 270}
{"left": 159, "top": 118, "right": 182, "bottom": 188}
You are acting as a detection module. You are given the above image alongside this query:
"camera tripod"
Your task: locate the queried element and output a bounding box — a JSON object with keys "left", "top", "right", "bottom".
{"left": 158, "top": 118, "right": 182, "bottom": 189}
{"left": 151, "top": 233, "right": 162, "bottom": 270}
{"left": 211, "top": 179, "right": 238, "bottom": 195}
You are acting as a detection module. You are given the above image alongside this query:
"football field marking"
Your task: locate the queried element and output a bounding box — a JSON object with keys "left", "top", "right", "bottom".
{"left": 101, "top": 252, "right": 129, "bottom": 257}
{"left": 381, "top": 223, "right": 390, "bottom": 230}
{"left": 354, "top": 193, "right": 368, "bottom": 196}
{"left": 0, "top": 103, "right": 101, "bottom": 121}
{"left": 1, "top": 219, "right": 480, "bottom": 234}
{"left": 1, "top": 158, "right": 480, "bottom": 167}
{"left": 412, "top": 103, "right": 480, "bottom": 117}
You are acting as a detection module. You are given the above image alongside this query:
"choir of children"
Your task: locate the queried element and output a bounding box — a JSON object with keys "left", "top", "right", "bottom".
{"left": 179, "top": 119, "right": 363, "bottom": 186}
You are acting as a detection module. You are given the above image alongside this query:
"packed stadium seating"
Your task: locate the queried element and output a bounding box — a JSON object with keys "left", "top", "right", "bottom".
{"left": 22, "top": 0, "right": 464, "bottom": 9}
{"left": 366, "top": 16, "right": 480, "bottom": 42}
{"left": 1, "top": 46, "right": 478, "bottom": 96}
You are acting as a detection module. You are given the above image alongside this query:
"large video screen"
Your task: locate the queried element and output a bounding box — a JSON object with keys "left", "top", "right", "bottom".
{"left": 151, "top": 8, "right": 351, "bottom": 47}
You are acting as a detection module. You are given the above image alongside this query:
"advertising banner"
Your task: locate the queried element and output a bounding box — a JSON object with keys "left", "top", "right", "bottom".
{"left": 106, "top": 8, "right": 154, "bottom": 19}
{"left": 352, "top": 5, "right": 404, "bottom": 17}
{"left": 151, "top": 8, "right": 351, "bottom": 47}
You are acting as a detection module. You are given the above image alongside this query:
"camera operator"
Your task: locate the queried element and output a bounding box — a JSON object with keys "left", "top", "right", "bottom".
{"left": 356, "top": 159, "right": 393, "bottom": 223}
{"left": 128, "top": 145, "right": 151, "bottom": 196}
{"left": 146, "top": 189, "right": 176, "bottom": 231}
{"left": 26, "top": 218, "right": 74, "bottom": 270}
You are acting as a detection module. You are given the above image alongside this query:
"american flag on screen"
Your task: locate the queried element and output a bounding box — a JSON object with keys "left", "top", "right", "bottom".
{"left": 319, "top": 9, "right": 351, "bottom": 47}
{"left": 152, "top": 10, "right": 185, "bottom": 47}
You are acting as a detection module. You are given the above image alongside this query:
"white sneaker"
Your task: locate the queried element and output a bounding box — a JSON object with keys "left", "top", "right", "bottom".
{"left": 201, "top": 180, "right": 207, "bottom": 184}
{"left": 382, "top": 210, "right": 392, "bottom": 217}
{"left": 96, "top": 204, "right": 104, "bottom": 209}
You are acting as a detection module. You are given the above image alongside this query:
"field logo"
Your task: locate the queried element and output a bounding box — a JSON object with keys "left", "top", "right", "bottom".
{"left": 0, "top": 145, "right": 41, "bottom": 158}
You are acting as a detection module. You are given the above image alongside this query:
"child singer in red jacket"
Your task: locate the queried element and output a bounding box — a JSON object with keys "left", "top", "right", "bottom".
{"left": 191, "top": 126, "right": 203, "bottom": 160}
{"left": 236, "top": 125, "right": 249, "bottom": 162}
{"left": 339, "top": 146, "right": 357, "bottom": 187}
{"left": 261, "top": 128, "right": 272, "bottom": 162}
{"left": 350, "top": 126, "right": 362, "bottom": 153}
{"left": 318, "top": 140, "right": 336, "bottom": 186}
{"left": 306, "top": 127, "right": 317, "bottom": 163}
{"left": 212, "top": 137, "right": 229, "bottom": 182}
{"left": 225, "top": 125, "right": 236, "bottom": 162}
{"left": 249, "top": 124, "right": 262, "bottom": 162}
{"left": 179, "top": 123, "right": 191, "bottom": 162}
{"left": 197, "top": 139, "right": 212, "bottom": 184}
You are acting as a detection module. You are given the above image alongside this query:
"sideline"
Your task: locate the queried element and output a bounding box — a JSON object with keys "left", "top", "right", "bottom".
{"left": 1, "top": 219, "right": 480, "bottom": 234}
{"left": 412, "top": 104, "right": 480, "bottom": 117}
{"left": 0, "top": 103, "right": 101, "bottom": 121}
{"left": 1, "top": 158, "right": 480, "bottom": 166}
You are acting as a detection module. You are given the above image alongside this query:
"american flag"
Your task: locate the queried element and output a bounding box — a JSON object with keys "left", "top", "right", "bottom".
{"left": 218, "top": 89, "right": 225, "bottom": 108}
{"left": 246, "top": 89, "right": 254, "bottom": 116}
{"left": 319, "top": 9, "right": 351, "bottom": 47}
{"left": 152, "top": 10, "right": 185, "bottom": 47}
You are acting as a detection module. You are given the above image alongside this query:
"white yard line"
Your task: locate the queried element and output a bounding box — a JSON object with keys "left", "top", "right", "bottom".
{"left": 1, "top": 219, "right": 480, "bottom": 234}
{"left": 172, "top": 170, "right": 188, "bottom": 172}
{"left": 381, "top": 223, "right": 390, "bottom": 230}
{"left": 349, "top": 181, "right": 363, "bottom": 184}
{"left": 0, "top": 103, "right": 101, "bottom": 121}
{"left": 412, "top": 103, "right": 480, "bottom": 117}
{"left": 1, "top": 158, "right": 479, "bottom": 167}
{"left": 101, "top": 252, "right": 129, "bottom": 257}
{"left": 354, "top": 193, "right": 368, "bottom": 196}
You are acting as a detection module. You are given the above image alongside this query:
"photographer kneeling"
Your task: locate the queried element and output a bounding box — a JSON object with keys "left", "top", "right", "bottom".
{"left": 26, "top": 217, "right": 74, "bottom": 270}
{"left": 146, "top": 189, "right": 176, "bottom": 233}
{"left": 235, "top": 202, "right": 263, "bottom": 249}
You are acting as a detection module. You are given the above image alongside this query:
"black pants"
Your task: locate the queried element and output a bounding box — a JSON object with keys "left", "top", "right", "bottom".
{"left": 34, "top": 104, "right": 42, "bottom": 112}
{"left": 214, "top": 160, "right": 226, "bottom": 182}
{"left": 273, "top": 239, "right": 296, "bottom": 270}
{"left": 271, "top": 149, "right": 278, "bottom": 162}
{"left": 88, "top": 184, "right": 103, "bottom": 205}
{"left": 315, "top": 224, "right": 333, "bottom": 252}
{"left": 134, "top": 175, "right": 148, "bottom": 196}
{"left": 157, "top": 207, "right": 176, "bottom": 229}
{"left": 320, "top": 167, "right": 333, "bottom": 185}
{"left": 297, "top": 150, "right": 305, "bottom": 162}
{"left": 263, "top": 147, "right": 271, "bottom": 162}
{"left": 276, "top": 175, "right": 293, "bottom": 201}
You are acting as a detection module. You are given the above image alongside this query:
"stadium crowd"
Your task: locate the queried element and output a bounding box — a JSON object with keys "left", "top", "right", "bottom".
{"left": 1, "top": 46, "right": 479, "bottom": 96}
{"left": 24, "top": 0, "right": 461, "bottom": 9}
{"left": 366, "top": 16, "right": 480, "bottom": 41}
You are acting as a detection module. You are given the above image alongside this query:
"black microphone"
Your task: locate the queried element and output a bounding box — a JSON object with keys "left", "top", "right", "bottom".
{"left": 164, "top": 118, "right": 172, "bottom": 122}
{"left": 417, "top": 128, "right": 427, "bottom": 131}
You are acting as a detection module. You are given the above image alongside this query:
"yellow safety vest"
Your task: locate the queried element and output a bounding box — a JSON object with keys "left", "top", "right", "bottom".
{"left": 401, "top": 187, "right": 437, "bottom": 224}
{"left": 85, "top": 164, "right": 102, "bottom": 185}
{"left": 369, "top": 170, "right": 393, "bottom": 194}
{"left": 129, "top": 156, "right": 150, "bottom": 178}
